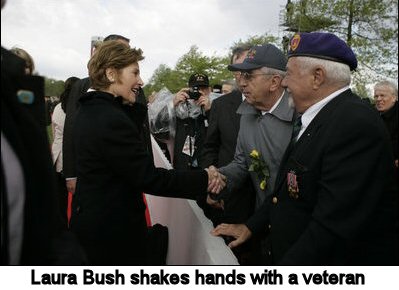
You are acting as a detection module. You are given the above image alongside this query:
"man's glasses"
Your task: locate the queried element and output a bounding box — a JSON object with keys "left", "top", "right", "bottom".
{"left": 233, "top": 71, "right": 273, "bottom": 80}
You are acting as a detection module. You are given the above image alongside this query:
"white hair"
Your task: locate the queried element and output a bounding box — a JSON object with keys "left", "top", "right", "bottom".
{"left": 374, "top": 80, "right": 398, "bottom": 98}
{"left": 296, "top": 56, "right": 351, "bottom": 86}
{"left": 261, "top": 67, "right": 286, "bottom": 78}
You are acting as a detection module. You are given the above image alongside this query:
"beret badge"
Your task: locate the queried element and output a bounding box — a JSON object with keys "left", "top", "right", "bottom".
{"left": 290, "top": 34, "right": 301, "bottom": 52}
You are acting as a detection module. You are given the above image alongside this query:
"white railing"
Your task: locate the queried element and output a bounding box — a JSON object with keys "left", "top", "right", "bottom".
{"left": 145, "top": 135, "right": 239, "bottom": 265}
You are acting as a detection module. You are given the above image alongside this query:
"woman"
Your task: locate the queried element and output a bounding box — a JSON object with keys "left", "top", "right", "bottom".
{"left": 70, "top": 41, "right": 223, "bottom": 265}
{"left": 10, "top": 46, "right": 35, "bottom": 75}
{"left": 51, "top": 76, "right": 80, "bottom": 228}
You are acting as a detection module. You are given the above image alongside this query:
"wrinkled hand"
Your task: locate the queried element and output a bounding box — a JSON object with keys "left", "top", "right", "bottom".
{"left": 206, "top": 194, "right": 224, "bottom": 210}
{"left": 195, "top": 94, "right": 211, "bottom": 111}
{"left": 206, "top": 165, "right": 226, "bottom": 194}
{"left": 211, "top": 223, "right": 252, "bottom": 248}
{"left": 173, "top": 88, "right": 189, "bottom": 107}
{"left": 66, "top": 178, "right": 77, "bottom": 194}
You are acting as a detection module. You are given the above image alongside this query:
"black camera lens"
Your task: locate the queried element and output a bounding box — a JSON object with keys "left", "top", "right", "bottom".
{"left": 188, "top": 86, "right": 201, "bottom": 100}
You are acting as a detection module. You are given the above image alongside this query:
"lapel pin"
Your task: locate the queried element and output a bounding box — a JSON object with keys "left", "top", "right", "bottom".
{"left": 17, "top": 90, "right": 35, "bottom": 104}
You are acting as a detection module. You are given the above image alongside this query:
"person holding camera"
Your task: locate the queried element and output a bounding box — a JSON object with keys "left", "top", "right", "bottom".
{"left": 172, "top": 73, "right": 212, "bottom": 170}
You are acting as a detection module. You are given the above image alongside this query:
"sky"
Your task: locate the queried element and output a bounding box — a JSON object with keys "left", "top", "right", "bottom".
{"left": 1, "top": 0, "right": 287, "bottom": 83}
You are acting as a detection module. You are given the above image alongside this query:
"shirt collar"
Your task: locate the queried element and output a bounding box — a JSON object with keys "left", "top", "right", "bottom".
{"left": 300, "top": 85, "right": 350, "bottom": 135}
{"left": 261, "top": 91, "right": 284, "bottom": 115}
{"left": 238, "top": 90, "right": 293, "bottom": 122}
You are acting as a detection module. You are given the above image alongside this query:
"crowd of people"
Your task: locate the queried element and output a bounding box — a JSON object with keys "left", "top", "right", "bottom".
{"left": 1, "top": 0, "right": 398, "bottom": 266}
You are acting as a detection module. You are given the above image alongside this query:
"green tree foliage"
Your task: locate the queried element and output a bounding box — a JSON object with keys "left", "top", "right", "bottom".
{"left": 144, "top": 45, "right": 230, "bottom": 95}
{"left": 44, "top": 77, "right": 64, "bottom": 96}
{"left": 230, "top": 34, "right": 280, "bottom": 50}
{"left": 143, "top": 33, "right": 279, "bottom": 96}
{"left": 282, "top": 0, "right": 398, "bottom": 95}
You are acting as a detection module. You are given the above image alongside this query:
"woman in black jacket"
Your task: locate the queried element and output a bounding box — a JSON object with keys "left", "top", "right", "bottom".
{"left": 70, "top": 41, "right": 224, "bottom": 265}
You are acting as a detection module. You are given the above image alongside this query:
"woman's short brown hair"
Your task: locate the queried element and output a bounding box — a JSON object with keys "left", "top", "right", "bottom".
{"left": 88, "top": 40, "right": 144, "bottom": 90}
{"left": 11, "top": 47, "right": 35, "bottom": 75}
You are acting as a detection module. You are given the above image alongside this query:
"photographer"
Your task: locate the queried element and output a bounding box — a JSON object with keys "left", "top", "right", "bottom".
{"left": 172, "top": 73, "right": 212, "bottom": 170}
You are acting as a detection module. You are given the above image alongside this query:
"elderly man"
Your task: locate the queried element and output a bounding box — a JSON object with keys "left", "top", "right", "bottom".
{"left": 374, "top": 80, "right": 398, "bottom": 168}
{"left": 213, "top": 32, "right": 398, "bottom": 265}
{"left": 210, "top": 44, "right": 294, "bottom": 264}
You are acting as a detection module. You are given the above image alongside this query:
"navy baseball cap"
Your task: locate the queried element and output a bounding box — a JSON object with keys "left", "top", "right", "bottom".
{"left": 288, "top": 32, "right": 357, "bottom": 71}
{"left": 188, "top": 73, "right": 209, "bottom": 87}
{"left": 228, "top": 44, "right": 287, "bottom": 71}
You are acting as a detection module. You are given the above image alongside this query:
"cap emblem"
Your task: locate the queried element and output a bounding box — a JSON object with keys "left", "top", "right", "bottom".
{"left": 290, "top": 34, "right": 301, "bottom": 52}
{"left": 246, "top": 48, "right": 257, "bottom": 59}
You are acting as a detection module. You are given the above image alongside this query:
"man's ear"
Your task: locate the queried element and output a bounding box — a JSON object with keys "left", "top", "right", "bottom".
{"left": 270, "top": 75, "right": 283, "bottom": 91}
{"left": 312, "top": 66, "right": 326, "bottom": 89}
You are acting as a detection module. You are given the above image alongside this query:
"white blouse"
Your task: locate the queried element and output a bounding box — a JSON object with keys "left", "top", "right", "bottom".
{"left": 51, "top": 103, "right": 66, "bottom": 173}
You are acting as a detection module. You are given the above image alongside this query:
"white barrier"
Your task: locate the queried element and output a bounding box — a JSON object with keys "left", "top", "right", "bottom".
{"left": 145, "top": 135, "right": 239, "bottom": 265}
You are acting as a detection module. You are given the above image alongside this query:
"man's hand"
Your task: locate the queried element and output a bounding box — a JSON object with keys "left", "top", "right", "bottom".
{"left": 173, "top": 88, "right": 189, "bottom": 107}
{"left": 206, "top": 165, "right": 226, "bottom": 194}
{"left": 66, "top": 178, "right": 77, "bottom": 194}
{"left": 211, "top": 223, "right": 252, "bottom": 248}
{"left": 196, "top": 94, "right": 211, "bottom": 111}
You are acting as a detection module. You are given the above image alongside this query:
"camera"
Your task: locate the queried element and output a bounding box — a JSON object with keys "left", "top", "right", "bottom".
{"left": 188, "top": 86, "right": 201, "bottom": 100}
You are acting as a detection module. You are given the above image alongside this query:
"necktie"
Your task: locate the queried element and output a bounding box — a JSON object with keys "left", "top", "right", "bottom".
{"left": 291, "top": 114, "right": 302, "bottom": 143}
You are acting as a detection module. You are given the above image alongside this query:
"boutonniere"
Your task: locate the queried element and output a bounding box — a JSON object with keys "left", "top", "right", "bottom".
{"left": 248, "top": 149, "right": 270, "bottom": 190}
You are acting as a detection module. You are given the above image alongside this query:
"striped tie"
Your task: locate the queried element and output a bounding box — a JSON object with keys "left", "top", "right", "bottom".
{"left": 291, "top": 114, "right": 302, "bottom": 143}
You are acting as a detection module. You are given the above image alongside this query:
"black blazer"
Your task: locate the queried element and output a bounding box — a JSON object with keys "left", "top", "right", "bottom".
{"left": 63, "top": 77, "right": 91, "bottom": 178}
{"left": 1, "top": 48, "right": 61, "bottom": 264}
{"left": 70, "top": 91, "right": 208, "bottom": 265}
{"left": 173, "top": 113, "right": 208, "bottom": 170}
{"left": 63, "top": 78, "right": 151, "bottom": 178}
{"left": 200, "top": 90, "right": 255, "bottom": 224}
{"left": 201, "top": 90, "right": 242, "bottom": 167}
{"left": 247, "top": 89, "right": 398, "bottom": 265}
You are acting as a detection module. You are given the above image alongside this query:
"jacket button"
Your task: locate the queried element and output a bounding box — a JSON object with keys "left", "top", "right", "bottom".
{"left": 76, "top": 206, "right": 81, "bottom": 214}
{"left": 272, "top": 197, "right": 278, "bottom": 204}
{"left": 268, "top": 250, "right": 272, "bottom": 256}
{"left": 268, "top": 224, "right": 272, "bottom": 230}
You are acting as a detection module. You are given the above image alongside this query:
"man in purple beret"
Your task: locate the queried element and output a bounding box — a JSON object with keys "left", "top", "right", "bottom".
{"left": 213, "top": 32, "right": 398, "bottom": 265}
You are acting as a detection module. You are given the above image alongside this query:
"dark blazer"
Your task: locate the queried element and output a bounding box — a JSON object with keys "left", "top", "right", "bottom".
{"left": 247, "top": 89, "right": 398, "bottom": 265}
{"left": 63, "top": 77, "right": 151, "bottom": 179}
{"left": 70, "top": 91, "right": 208, "bottom": 265}
{"left": 173, "top": 113, "right": 208, "bottom": 170}
{"left": 1, "top": 48, "right": 85, "bottom": 265}
{"left": 200, "top": 90, "right": 255, "bottom": 224}
{"left": 1, "top": 67, "right": 57, "bottom": 265}
{"left": 201, "top": 90, "right": 242, "bottom": 166}
{"left": 380, "top": 102, "right": 398, "bottom": 162}
{"left": 63, "top": 77, "right": 91, "bottom": 178}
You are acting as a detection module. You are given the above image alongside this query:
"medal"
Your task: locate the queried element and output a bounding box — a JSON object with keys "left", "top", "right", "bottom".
{"left": 287, "top": 170, "right": 299, "bottom": 199}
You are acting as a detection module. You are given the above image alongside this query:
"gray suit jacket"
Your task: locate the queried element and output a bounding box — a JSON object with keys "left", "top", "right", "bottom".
{"left": 219, "top": 91, "right": 294, "bottom": 208}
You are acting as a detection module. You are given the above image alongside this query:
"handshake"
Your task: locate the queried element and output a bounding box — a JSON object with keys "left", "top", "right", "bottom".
{"left": 205, "top": 165, "right": 226, "bottom": 195}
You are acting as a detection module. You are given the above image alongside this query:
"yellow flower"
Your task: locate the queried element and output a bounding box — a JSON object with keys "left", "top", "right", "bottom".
{"left": 250, "top": 149, "right": 259, "bottom": 159}
{"left": 249, "top": 149, "right": 270, "bottom": 191}
{"left": 260, "top": 179, "right": 267, "bottom": 190}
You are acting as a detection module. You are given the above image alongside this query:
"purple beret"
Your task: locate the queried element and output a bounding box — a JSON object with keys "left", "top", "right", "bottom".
{"left": 288, "top": 32, "right": 357, "bottom": 71}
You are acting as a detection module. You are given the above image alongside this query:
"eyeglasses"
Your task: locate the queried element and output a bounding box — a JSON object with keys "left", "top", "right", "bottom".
{"left": 233, "top": 72, "right": 274, "bottom": 80}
